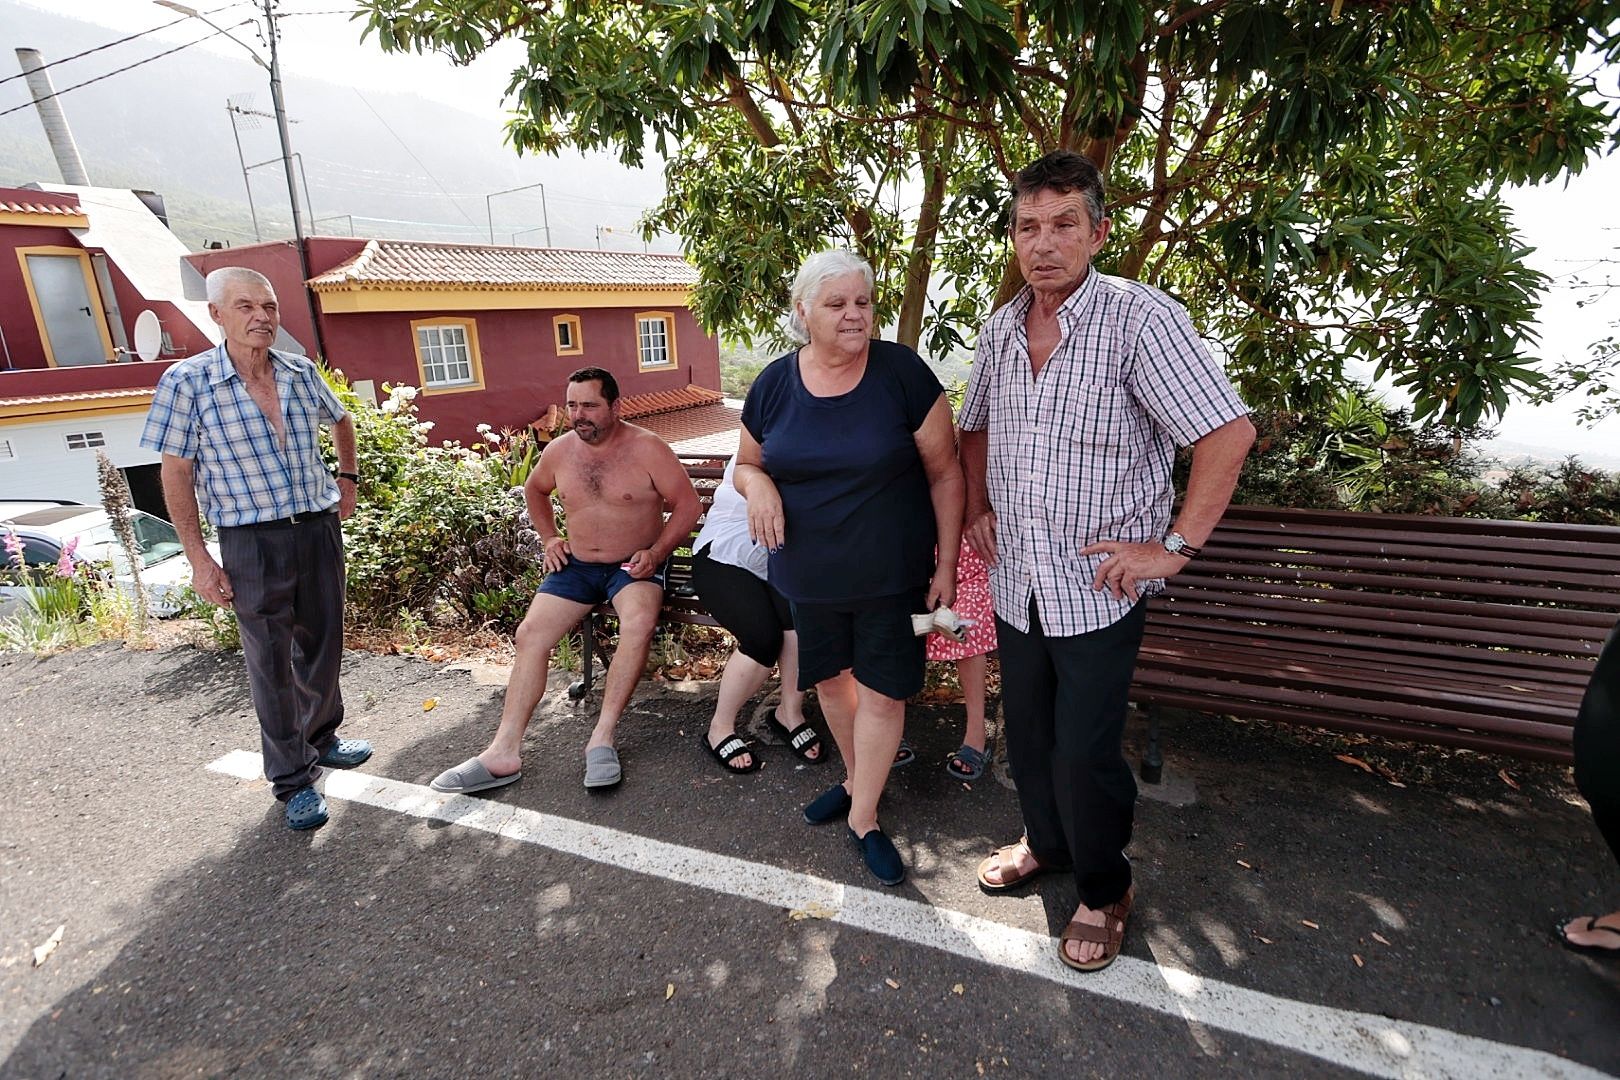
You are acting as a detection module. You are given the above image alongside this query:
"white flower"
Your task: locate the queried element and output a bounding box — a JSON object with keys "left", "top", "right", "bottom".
{"left": 394, "top": 385, "right": 420, "bottom": 402}
{"left": 475, "top": 423, "right": 492, "bottom": 434}
{"left": 483, "top": 431, "right": 502, "bottom": 444}
{"left": 415, "top": 421, "right": 436, "bottom": 433}
{"left": 380, "top": 398, "right": 400, "bottom": 414}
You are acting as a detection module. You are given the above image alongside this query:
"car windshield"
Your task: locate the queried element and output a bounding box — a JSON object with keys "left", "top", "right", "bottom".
{"left": 82, "top": 512, "right": 185, "bottom": 569}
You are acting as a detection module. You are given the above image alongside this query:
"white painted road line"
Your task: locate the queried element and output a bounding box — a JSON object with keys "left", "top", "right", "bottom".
{"left": 208, "top": 750, "right": 1608, "bottom": 1080}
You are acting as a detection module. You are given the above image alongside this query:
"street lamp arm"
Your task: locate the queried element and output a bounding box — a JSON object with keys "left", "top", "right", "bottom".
{"left": 152, "top": 1, "right": 269, "bottom": 70}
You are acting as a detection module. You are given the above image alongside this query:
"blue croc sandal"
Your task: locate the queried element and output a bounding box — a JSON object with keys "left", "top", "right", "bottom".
{"left": 946, "top": 742, "right": 989, "bottom": 781}
{"left": 318, "top": 738, "right": 373, "bottom": 770}
{"left": 890, "top": 739, "right": 916, "bottom": 770}
{"left": 286, "top": 786, "right": 328, "bottom": 831}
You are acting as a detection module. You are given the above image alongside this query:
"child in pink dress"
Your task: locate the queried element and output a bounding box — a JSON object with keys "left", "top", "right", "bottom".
{"left": 927, "top": 540, "right": 997, "bottom": 780}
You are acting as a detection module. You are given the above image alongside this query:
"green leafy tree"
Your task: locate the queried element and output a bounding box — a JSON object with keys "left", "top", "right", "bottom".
{"left": 359, "top": 0, "right": 1620, "bottom": 426}
{"left": 1533, "top": 261, "right": 1619, "bottom": 423}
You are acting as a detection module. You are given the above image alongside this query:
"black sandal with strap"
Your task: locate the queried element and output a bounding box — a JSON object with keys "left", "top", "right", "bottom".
{"left": 766, "top": 709, "right": 824, "bottom": 763}
{"left": 1556, "top": 915, "right": 1620, "bottom": 956}
{"left": 702, "top": 731, "right": 761, "bottom": 774}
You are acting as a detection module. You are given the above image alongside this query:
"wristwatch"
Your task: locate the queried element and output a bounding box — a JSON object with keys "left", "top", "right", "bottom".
{"left": 335, "top": 470, "right": 360, "bottom": 484}
{"left": 1162, "top": 532, "right": 1201, "bottom": 558}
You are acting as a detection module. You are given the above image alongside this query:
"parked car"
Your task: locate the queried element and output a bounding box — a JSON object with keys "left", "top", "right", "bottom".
{"left": 0, "top": 501, "right": 215, "bottom": 619}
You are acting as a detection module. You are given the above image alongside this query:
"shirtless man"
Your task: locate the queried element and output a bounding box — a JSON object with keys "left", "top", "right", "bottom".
{"left": 430, "top": 367, "right": 701, "bottom": 793}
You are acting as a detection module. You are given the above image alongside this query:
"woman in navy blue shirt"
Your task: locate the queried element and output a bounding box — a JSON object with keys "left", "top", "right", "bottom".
{"left": 736, "top": 250, "right": 963, "bottom": 886}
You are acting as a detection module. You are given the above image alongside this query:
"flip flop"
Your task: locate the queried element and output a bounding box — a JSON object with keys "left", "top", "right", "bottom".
{"left": 766, "top": 709, "right": 824, "bottom": 763}
{"left": 1555, "top": 916, "right": 1620, "bottom": 956}
{"left": 891, "top": 739, "right": 916, "bottom": 769}
{"left": 702, "top": 731, "right": 761, "bottom": 774}
{"left": 584, "top": 745, "right": 622, "bottom": 790}
{"left": 430, "top": 756, "right": 521, "bottom": 794}
{"left": 946, "top": 742, "right": 989, "bottom": 781}
{"left": 1059, "top": 887, "right": 1135, "bottom": 973}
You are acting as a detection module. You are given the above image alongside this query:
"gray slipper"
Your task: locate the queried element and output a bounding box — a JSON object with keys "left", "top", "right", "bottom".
{"left": 430, "top": 756, "right": 521, "bottom": 794}
{"left": 583, "top": 746, "right": 622, "bottom": 790}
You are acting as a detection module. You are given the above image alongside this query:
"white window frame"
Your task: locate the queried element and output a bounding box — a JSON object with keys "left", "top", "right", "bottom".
{"left": 635, "top": 311, "right": 678, "bottom": 372}
{"left": 410, "top": 318, "right": 484, "bottom": 394}
{"left": 553, "top": 313, "right": 582, "bottom": 356}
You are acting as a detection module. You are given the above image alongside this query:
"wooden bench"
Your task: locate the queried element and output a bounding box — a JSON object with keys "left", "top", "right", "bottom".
{"left": 1133, "top": 506, "right": 1620, "bottom": 773}
{"left": 563, "top": 465, "right": 1620, "bottom": 772}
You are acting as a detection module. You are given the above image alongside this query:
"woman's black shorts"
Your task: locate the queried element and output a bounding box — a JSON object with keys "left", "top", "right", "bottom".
{"left": 691, "top": 544, "right": 794, "bottom": 666}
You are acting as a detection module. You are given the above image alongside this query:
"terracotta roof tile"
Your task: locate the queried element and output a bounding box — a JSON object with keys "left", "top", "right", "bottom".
{"left": 617, "top": 386, "right": 724, "bottom": 419}
{"left": 0, "top": 198, "right": 82, "bottom": 215}
{"left": 0, "top": 387, "right": 155, "bottom": 407}
{"left": 637, "top": 401, "right": 742, "bottom": 456}
{"left": 308, "top": 239, "right": 698, "bottom": 291}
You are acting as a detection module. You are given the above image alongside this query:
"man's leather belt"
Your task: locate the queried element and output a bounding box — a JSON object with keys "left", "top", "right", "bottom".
{"left": 230, "top": 508, "right": 335, "bottom": 529}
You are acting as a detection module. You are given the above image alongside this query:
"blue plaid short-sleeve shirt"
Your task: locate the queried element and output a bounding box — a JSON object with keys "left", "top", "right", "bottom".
{"left": 140, "top": 345, "right": 348, "bottom": 528}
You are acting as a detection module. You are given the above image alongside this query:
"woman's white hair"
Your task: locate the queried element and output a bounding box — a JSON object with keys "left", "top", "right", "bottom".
{"left": 205, "top": 266, "right": 275, "bottom": 307}
{"left": 786, "top": 249, "right": 873, "bottom": 343}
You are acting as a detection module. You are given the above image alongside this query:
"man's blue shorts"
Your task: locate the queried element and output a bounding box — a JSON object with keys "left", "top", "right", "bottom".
{"left": 537, "top": 556, "right": 668, "bottom": 606}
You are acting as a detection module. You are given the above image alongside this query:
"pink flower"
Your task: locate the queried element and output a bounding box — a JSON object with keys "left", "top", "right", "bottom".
{"left": 3, "top": 530, "right": 21, "bottom": 559}
{"left": 54, "top": 535, "right": 80, "bottom": 578}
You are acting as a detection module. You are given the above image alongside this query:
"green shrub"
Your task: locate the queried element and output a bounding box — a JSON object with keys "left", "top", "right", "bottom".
{"left": 333, "top": 379, "right": 544, "bottom": 632}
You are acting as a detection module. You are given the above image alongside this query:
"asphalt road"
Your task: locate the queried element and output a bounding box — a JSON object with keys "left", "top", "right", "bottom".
{"left": 2, "top": 642, "right": 1617, "bottom": 1078}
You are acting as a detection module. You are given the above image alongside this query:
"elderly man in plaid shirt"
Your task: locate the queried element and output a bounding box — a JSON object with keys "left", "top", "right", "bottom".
{"left": 961, "top": 151, "right": 1256, "bottom": 972}
{"left": 142, "top": 266, "right": 368, "bottom": 832}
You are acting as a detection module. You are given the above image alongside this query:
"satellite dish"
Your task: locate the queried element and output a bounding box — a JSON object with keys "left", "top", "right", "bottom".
{"left": 134, "top": 310, "right": 162, "bottom": 362}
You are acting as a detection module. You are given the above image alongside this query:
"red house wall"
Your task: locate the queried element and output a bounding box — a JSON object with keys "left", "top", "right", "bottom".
{"left": 186, "top": 237, "right": 367, "bottom": 356}
{"left": 317, "top": 304, "right": 721, "bottom": 445}
{"left": 2, "top": 220, "right": 213, "bottom": 370}
{"left": 97, "top": 258, "right": 213, "bottom": 359}
{"left": 0, "top": 221, "right": 80, "bottom": 369}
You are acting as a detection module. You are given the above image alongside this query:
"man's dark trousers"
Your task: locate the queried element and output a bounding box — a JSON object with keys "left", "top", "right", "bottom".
{"left": 996, "top": 598, "right": 1148, "bottom": 909}
{"left": 220, "top": 512, "right": 346, "bottom": 801}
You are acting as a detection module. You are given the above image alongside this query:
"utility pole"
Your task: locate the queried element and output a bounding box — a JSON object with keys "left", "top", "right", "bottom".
{"left": 155, "top": 1, "right": 326, "bottom": 359}
{"left": 261, "top": 0, "right": 325, "bottom": 359}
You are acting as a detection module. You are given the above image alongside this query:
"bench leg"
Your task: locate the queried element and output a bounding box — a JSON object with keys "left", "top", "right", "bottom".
{"left": 1139, "top": 704, "right": 1163, "bottom": 785}
{"left": 567, "top": 613, "right": 596, "bottom": 700}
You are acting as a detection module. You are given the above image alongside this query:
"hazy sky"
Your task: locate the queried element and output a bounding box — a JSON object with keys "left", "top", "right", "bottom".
{"left": 9, "top": 0, "right": 1619, "bottom": 458}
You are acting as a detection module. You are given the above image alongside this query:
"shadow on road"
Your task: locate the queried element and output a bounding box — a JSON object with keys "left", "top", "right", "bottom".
{"left": 3, "top": 644, "right": 1618, "bottom": 1075}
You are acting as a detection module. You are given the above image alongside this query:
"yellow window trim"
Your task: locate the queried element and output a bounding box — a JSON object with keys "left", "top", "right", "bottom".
{"left": 553, "top": 313, "right": 583, "bottom": 356}
{"left": 15, "top": 245, "right": 116, "bottom": 367}
{"left": 409, "top": 316, "right": 486, "bottom": 396}
{"left": 634, "top": 310, "right": 679, "bottom": 373}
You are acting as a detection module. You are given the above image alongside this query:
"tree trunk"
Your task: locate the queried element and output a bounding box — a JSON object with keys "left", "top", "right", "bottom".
{"left": 896, "top": 120, "right": 955, "bottom": 350}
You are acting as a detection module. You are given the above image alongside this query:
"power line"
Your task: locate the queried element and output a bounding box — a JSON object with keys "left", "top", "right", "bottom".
{"left": 350, "top": 88, "right": 479, "bottom": 228}
{"left": 0, "top": 3, "right": 249, "bottom": 87}
{"left": 0, "top": 21, "right": 255, "bottom": 119}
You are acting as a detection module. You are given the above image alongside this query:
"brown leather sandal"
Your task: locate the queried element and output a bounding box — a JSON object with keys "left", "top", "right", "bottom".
{"left": 1058, "top": 887, "right": 1134, "bottom": 972}
{"left": 975, "top": 837, "right": 1070, "bottom": 893}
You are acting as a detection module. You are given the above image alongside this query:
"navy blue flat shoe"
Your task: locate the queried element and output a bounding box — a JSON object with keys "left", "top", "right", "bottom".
{"left": 317, "top": 738, "right": 373, "bottom": 769}
{"left": 286, "top": 786, "right": 328, "bottom": 831}
{"left": 849, "top": 826, "right": 905, "bottom": 886}
{"left": 803, "top": 782, "right": 852, "bottom": 825}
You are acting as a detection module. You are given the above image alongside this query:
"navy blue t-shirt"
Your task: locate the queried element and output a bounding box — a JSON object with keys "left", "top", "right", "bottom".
{"left": 741, "top": 339, "right": 944, "bottom": 604}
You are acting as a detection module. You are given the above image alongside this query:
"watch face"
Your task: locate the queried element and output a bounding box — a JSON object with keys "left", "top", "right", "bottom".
{"left": 1164, "top": 533, "right": 1186, "bottom": 554}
